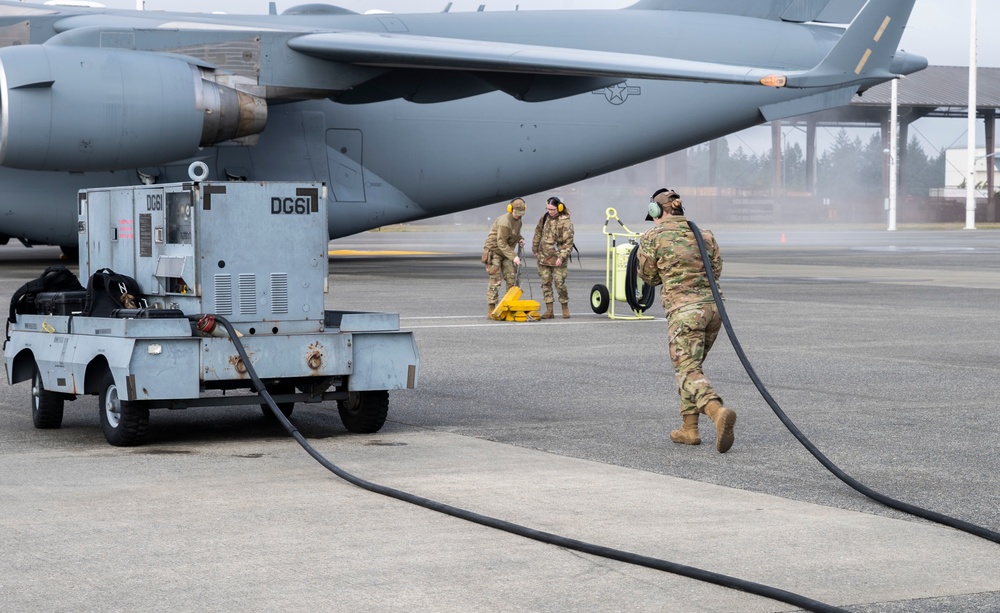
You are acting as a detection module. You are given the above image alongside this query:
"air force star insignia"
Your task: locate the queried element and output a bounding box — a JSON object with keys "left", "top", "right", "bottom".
{"left": 594, "top": 82, "right": 642, "bottom": 105}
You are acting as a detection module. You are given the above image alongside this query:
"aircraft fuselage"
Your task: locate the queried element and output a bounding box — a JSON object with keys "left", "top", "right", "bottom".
{"left": 0, "top": 2, "right": 920, "bottom": 248}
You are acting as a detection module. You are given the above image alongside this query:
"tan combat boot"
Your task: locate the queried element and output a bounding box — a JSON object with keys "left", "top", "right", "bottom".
{"left": 540, "top": 302, "right": 554, "bottom": 319}
{"left": 669, "top": 414, "right": 701, "bottom": 445}
{"left": 488, "top": 303, "right": 496, "bottom": 319}
{"left": 561, "top": 303, "right": 571, "bottom": 319}
{"left": 701, "top": 400, "right": 736, "bottom": 453}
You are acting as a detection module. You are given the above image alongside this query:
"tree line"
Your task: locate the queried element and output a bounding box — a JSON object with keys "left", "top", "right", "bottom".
{"left": 685, "top": 130, "right": 946, "bottom": 201}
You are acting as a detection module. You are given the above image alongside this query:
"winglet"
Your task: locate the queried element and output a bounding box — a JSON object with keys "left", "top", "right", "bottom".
{"left": 784, "top": 0, "right": 925, "bottom": 88}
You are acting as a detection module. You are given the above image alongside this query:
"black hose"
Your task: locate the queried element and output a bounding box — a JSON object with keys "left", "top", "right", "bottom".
{"left": 198, "top": 313, "right": 847, "bottom": 613}
{"left": 685, "top": 220, "right": 1000, "bottom": 545}
{"left": 624, "top": 245, "right": 656, "bottom": 312}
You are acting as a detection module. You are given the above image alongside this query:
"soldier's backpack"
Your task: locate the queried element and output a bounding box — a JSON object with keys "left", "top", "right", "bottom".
{"left": 83, "top": 268, "right": 146, "bottom": 317}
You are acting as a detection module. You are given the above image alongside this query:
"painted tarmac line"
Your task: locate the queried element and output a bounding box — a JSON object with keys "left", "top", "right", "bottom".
{"left": 401, "top": 317, "right": 662, "bottom": 328}
{"left": 329, "top": 249, "right": 452, "bottom": 256}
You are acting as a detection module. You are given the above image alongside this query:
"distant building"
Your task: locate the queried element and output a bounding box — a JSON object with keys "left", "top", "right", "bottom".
{"left": 937, "top": 148, "right": 1000, "bottom": 199}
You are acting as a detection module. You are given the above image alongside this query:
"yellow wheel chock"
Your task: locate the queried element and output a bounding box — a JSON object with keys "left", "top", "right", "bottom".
{"left": 491, "top": 286, "right": 540, "bottom": 322}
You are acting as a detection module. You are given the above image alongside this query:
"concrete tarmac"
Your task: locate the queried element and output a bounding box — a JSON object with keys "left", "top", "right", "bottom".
{"left": 2, "top": 225, "right": 1000, "bottom": 612}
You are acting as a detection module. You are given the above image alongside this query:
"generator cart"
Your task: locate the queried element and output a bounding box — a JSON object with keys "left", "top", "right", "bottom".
{"left": 4, "top": 176, "right": 418, "bottom": 446}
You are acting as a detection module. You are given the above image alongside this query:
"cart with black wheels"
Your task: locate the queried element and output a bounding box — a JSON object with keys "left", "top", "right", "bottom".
{"left": 5, "top": 175, "right": 419, "bottom": 447}
{"left": 590, "top": 207, "right": 655, "bottom": 320}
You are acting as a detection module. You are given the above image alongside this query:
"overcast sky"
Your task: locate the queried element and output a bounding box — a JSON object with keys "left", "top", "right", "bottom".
{"left": 87, "top": 0, "right": 999, "bottom": 153}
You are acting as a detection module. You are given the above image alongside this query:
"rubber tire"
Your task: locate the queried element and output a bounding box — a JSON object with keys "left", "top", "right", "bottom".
{"left": 338, "top": 390, "right": 389, "bottom": 434}
{"left": 59, "top": 245, "right": 79, "bottom": 262}
{"left": 99, "top": 371, "right": 149, "bottom": 447}
{"left": 261, "top": 385, "right": 294, "bottom": 419}
{"left": 31, "top": 366, "right": 64, "bottom": 429}
{"left": 590, "top": 284, "right": 610, "bottom": 314}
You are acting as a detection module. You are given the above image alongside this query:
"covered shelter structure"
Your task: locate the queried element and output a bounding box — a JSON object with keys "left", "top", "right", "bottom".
{"left": 767, "top": 65, "right": 1000, "bottom": 222}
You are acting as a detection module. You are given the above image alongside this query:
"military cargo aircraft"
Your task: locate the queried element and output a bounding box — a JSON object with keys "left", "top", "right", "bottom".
{"left": 0, "top": 0, "right": 925, "bottom": 255}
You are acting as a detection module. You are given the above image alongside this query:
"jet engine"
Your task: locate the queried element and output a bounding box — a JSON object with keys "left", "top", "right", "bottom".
{"left": 0, "top": 45, "right": 267, "bottom": 172}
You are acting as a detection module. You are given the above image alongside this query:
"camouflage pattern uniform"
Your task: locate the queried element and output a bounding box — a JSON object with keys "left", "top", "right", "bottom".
{"left": 483, "top": 210, "right": 524, "bottom": 303}
{"left": 531, "top": 210, "right": 574, "bottom": 306}
{"left": 637, "top": 214, "right": 724, "bottom": 416}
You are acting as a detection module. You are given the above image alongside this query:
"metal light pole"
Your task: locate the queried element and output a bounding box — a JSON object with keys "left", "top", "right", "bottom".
{"left": 887, "top": 78, "right": 898, "bottom": 231}
{"left": 965, "top": 0, "right": 978, "bottom": 229}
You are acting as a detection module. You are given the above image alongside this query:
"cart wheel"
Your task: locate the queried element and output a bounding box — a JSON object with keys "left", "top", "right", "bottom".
{"left": 99, "top": 371, "right": 149, "bottom": 447}
{"left": 31, "top": 365, "right": 64, "bottom": 429}
{"left": 261, "top": 385, "right": 294, "bottom": 419}
{"left": 590, "top": 284, "right": 610, "bottom": 314}
{"left": 338, "top": 390, "right": 389, "bottom": 433}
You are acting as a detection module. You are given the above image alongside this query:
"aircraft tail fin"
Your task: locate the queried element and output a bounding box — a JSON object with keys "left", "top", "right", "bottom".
{"left": 785, "top": 0, "right": 923, "bottom": 88}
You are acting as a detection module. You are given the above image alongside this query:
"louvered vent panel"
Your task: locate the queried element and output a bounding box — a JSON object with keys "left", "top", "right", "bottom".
{"left": 239, "top": 274, "right": 257, "bottom": 315}
{"left": 214, "top": 274, "right": 233, "bottom": 315}
{"left": 271, "top": 273, "right": 289, "bottom": 314}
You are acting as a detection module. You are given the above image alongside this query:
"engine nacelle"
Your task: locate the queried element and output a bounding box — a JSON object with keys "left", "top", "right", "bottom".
{"left": 0, "top": 45, "right": 267, "bottom": 172}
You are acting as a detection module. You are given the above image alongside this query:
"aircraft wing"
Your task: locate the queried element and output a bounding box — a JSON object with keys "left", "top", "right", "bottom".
{"left": 286, "top": 31, "right": 785, "bottom": 91}
{"left": 0, "top": 0, "right": 925, "bottom": 173}
{"left": 8, "top": 0, "right": 923, "bottom": 108}
{"left": 281, "top": 14, "right": 925, "bottom": 102}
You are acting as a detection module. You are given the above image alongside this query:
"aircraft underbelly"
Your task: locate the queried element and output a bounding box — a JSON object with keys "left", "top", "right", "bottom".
{"left": 355, "top": 81, "right": 787, "bottom": 215}
{"left": 326, "top": 129, "right": 366, "bottom": 203}
{"left": 0, "top": 78, "right": 839, "bottom": 247}
{"left": 0, "top": 171, "right": 135, "bottom": 247}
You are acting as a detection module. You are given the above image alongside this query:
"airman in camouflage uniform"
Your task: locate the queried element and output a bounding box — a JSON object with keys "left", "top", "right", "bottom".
{"left": 637, "top": 189, "right": 737, "bottom": 453}
{"left": 482, "top": 198, "right": 527, "bottom": 318}
{"left": 531, "top": 196, "right": 575, "bottom": 319}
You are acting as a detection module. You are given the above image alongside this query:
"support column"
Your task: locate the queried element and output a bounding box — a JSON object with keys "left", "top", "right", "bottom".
{"left": 708, "top": 139, "right": 718, "bottom": 187}
{"left": 806, "top": 119, "right": 817, "bottom": 194}
{"left": 772, "top": 120, "right": 782, "bottom": 195}
{"left": 987, "top": 108, "right": 996, "bottom": 222}
{"left": 898, "top": 116, "right": 909, "bottom": 209}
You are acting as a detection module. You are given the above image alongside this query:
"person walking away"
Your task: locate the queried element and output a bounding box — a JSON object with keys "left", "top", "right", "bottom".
{"left": 482, "top": 198, "right": 527, "bottom": 318}
{"left": 636, "top": 189, "right": 736, "bottom": 453}
{"left": 531, "top": 196, "right": 575, "bottom": 319}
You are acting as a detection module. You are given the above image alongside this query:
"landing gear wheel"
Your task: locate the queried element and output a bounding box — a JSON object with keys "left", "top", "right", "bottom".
{"left": 261, "top": 385, "right": 294, "bottom": 419}
{"left": 31, "top": 365, "right": 64, "bottom": 429}
{"left": 338, "top": 390, "right": 389, "bottom": 433}
{"left": 99, "top": 371, "right": 149, "bottom": 447}
{"left": 590, "top": 284, "right": 610, "bottom": 314}
{"left": 59, "top": 245, "right": 79, "bottom": 262}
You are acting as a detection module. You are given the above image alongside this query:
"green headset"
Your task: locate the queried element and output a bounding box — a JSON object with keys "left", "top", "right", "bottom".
{"left": 647, "top": 189, "right": 680, "bottom": 220}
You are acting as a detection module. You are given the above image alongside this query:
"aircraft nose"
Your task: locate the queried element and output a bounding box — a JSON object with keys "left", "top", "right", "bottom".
{"left": 890, "top": 51, "right": 929, "bottom": 76}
